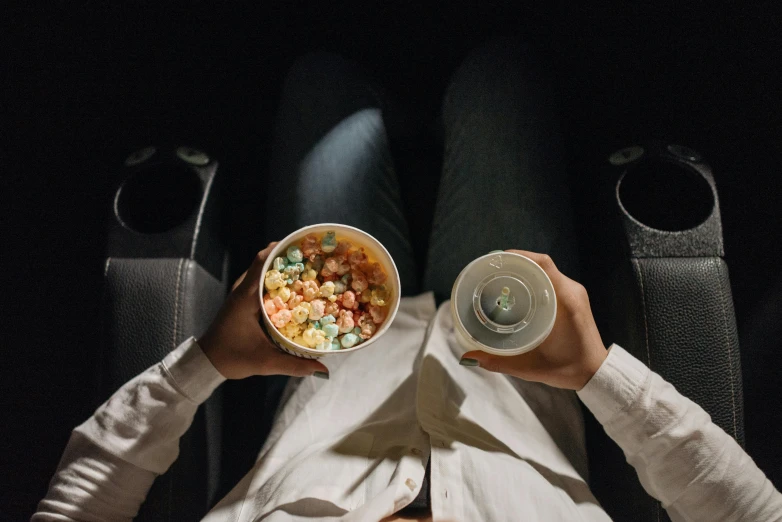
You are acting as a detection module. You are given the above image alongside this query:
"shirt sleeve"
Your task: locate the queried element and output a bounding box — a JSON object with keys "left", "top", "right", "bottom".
{"left": 33, "top": 337, "right": 226, "bottom": 521}
{"left": 577, "top": 344, "right": 782, "bottom": 522}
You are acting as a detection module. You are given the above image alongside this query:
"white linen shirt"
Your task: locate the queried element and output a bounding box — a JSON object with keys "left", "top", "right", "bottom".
{"left": 35, "top": 293, "right": 782, "bottom": 521}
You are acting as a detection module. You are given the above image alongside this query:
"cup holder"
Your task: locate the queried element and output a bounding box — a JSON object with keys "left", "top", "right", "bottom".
{"left": 617, "top": 159, "right": 715, "bottom": 232}
{"left": 115, "top": 163, "right": 203, "bottom": 234}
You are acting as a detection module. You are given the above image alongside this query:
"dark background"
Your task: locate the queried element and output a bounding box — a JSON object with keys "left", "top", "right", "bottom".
{"left": 3, "top": 1, "right": 781, "bottom": 518}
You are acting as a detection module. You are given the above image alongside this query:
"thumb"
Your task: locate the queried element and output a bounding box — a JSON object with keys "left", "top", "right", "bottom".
{"left": 237, "top": 243, "right": 278, "bottom": 298}
{"left": 459, "top": 351, "right": 504, "bottom": 373}
{"left": 264, "top": 349, "right": 330, "bottom": 378}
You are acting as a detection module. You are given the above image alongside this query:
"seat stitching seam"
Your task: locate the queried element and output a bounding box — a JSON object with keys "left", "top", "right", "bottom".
{"left": 633, "top": 258, "right": 652, "bottom": 367}
{"left": 173, "top": 259, "right": 184, "bottom": 349}
{"left": 717, "top": 258, "right": 738, "bottom": 438}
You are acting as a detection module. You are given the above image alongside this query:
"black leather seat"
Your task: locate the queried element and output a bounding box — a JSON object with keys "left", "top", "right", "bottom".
{"left": 99, "top": 142, "right": 743, "bottom": 521}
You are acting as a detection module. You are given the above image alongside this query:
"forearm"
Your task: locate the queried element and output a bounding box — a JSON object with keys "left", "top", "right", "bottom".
{"left": 33, "top": 338, "right": 225, "bottom": 521}
{"left": 578, "top": 345, "right": 782, "bottom": 522}
{"left": 33, "top": 433, "right": 155, "bottom": 521}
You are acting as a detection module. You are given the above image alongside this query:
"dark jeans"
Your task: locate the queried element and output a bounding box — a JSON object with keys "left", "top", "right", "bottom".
{"left": 265, "top": 40, "right": 578, "bottom": 302}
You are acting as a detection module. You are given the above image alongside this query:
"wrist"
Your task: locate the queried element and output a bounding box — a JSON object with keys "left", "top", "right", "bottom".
{"left": 577, "top": 344, "right": 608, "bottom": 390}
{"left": 166, "top": 338, "right": 227, "bottom": 403}
{"left": 196, "top": 331, "right": 229, "bottom": 379}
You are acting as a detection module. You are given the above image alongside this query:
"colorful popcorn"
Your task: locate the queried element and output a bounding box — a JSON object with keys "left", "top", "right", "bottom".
{"left": 264, "top": 231, "right": 391, "bottom": 350}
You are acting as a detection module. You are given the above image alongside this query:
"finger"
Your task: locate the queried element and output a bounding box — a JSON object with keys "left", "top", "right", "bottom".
{"left": 264, "top": 349, "right": 329, "bottom": 378}
{"left": 459, "top": 350, "right": 534, "bottom": 377}
{"left": 232, "top": 269, "right": 248, "bottom": 292}
{"left": 460, "top": 350, "right": 500, "bottom": 372}
{"left": 505, "top": 250, "right": 561, "bottom": 280}
{"left": 237, "top": 242, "right": 279, "bottom": 297}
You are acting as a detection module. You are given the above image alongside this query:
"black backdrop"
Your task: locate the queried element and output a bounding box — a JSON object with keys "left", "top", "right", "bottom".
{"left": 3, "top": 2, "right": 781, "bottom": 518}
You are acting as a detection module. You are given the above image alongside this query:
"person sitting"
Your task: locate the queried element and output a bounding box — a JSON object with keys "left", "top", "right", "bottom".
{"left": 34, "top": 41, "right": 782, "bottom": 521}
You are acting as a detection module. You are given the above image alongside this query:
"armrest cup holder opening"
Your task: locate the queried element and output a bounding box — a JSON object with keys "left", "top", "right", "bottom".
{"left": 617, "top": 159, "right": 715, "bottom": 232}
{"left": 612, "top": 145, "right": 724, "bottom": 259}
{"left": 106, "top": 147, "right": 224, "bottom": 279}
{"left": 114, "top": 163, "right": 203, "bottom": 234}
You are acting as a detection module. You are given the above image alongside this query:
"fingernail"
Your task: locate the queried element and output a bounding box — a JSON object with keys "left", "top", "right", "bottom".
{"left": 459, "top": 358, "right": 480, "bottom": 367}
{"left": 488, "top": 250, "right": 504, "bottom": 254}
{"left": 313, "top": 371, "right": 329, "bottom": 380}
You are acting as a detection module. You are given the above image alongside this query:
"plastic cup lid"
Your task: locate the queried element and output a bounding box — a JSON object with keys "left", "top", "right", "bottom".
{"left": 451, "top": 252, "right": 557, "bottom": 355}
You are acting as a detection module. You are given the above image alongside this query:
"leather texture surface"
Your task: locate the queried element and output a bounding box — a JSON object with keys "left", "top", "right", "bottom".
{"left": 588, "top": 256, "right": 743, "bottom": 522}
{"left": 101, "top": 257, "right": 227, "bottom": 521}
{"left": 630, "top": 257, "right": 743, "bottom": 442}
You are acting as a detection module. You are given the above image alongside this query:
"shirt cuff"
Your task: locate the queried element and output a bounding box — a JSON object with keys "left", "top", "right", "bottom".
{"left": 161, "top": 337, "right": 226, "bottom": 404}
{"left": 576, "top": 344, "right": 650, "bottom": 424}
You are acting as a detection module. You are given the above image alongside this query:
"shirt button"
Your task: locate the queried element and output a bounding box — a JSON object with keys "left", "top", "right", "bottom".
{"left": 411, "top": 448, "right": 422, "bottom": 456}
{"left": 405, "top": 478, "right": 417, "bottom": 491}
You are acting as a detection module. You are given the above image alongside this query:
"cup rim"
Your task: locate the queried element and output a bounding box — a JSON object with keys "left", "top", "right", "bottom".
{"left": 259, "top": 223, "right": 402, "bottom": 355}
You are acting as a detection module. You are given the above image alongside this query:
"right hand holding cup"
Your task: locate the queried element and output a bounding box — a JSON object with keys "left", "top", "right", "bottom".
{"left": 460, "top": 250, "right": 608, "bottom": 390}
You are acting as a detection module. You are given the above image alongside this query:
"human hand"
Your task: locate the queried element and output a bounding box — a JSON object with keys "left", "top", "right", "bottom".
{"left": 197, "top": 243, "right": 329, "bottom": 380}
{"left": 459, "top": 250, "right": 607, "bottom": 390}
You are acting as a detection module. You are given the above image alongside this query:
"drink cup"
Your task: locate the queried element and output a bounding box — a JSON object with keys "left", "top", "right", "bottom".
{"left": 451, "top": 252, "right": 557, "bottom": 356}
